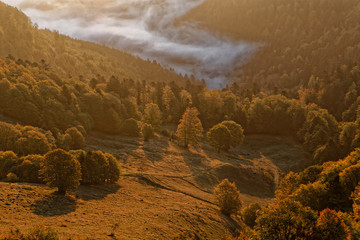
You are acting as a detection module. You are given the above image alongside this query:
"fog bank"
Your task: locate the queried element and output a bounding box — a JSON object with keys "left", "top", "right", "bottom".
{"left": 2, "top": 0, "right": 257, "bottom": 88}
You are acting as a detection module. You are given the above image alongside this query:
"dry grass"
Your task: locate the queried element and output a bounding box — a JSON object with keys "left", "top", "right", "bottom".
{"left": 0, "top": 132, "right": 311, "bottom": 239}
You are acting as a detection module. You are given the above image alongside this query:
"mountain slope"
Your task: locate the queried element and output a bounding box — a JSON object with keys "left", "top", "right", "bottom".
{"left": 0, "top": 2, "right": 185, "bottom": 84}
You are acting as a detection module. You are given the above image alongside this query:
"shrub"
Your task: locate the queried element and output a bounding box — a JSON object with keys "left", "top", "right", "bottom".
{"left": 26, "top": 226, "right": 58, "bottom": 240}
{"left": 142, "top": 123, "right": 154, "bottom": 141}
{"left": 160, "top": 129, "right": 171, "bottom": 137}
{"left": 15, "top": 130, "right": 52, "bottom": 155}
{"left": 79, "top": 151, "right": 120, "bottom": 184}
{"left": 0, "top": 226, "right": 59, "bottom": 240}
{"left": 214, "top": 179, "right": 242, "bottom": 216}
{"left": 121, "top": 118, "right": 141, "bottom": 137}
{"left": 40, "top": 149, "right": 81, "bottom": 195}
{"left": 65, "top": 127, "right": 85, "bottom": 149}
{"left": 5, "top": 172, "right": 19, "bottom": 182}
{"left": 105, "top": 153, "right": 121, "bottom": 183}
{"left": 242, "top": 203, "right": 262, "bottom": 228}
{"left": 14, "top": 155, "right": 43, "bottom": 183}
{"left": 0, "top": 151, "right": 19, "bottom": 179}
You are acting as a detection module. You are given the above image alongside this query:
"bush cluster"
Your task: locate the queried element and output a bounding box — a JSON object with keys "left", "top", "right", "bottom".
{"left": 0, "top": 149, "right": 121, "bottom": 193}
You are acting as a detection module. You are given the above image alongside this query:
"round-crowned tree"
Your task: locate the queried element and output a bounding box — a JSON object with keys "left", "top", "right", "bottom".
{"left": 242, "top": 203, "right": 262, "bottom": 228}
{"left": 81, "top": 151, "right": 109, "bottom": 184}
{"left": 207, "top": 124, "right": 231, "bottom": 152}
{"left": 221, "top": 121, "right": 245, "bottom": 147}
{"left": 65, "top": 127, "right": 85, "bottom": 150}
{"left": 40, "top": 149, "right": 81, "bottom": 195}
{"left": 316, "top": 209, "right": 350, "bottom": 240}
{"left": 105, "top": 153, "right": 121, "bottom": 183}
{"left": 121, "top": 118, "right": 141, "bottom": 137}
{"left": 214, "top": 179, "right": 242, "bottom": 216}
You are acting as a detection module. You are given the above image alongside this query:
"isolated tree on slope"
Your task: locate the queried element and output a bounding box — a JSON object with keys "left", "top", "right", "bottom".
{"left": 40, "top": 149, "right": 81, "bottom": 195}
{"left": 221, "top": 120, "right": 245, "bottom": 147}
{"left": 214, "top": 178, "right": 242, "bottom": 216}
{"left": 207, "top": 123, "right": 231, "bottom": 152}
{"left": 207, "top": 121, "right": 244, "bottom": 152}
{"left": 176, "top": 107, "right": 203, "bottom": 148}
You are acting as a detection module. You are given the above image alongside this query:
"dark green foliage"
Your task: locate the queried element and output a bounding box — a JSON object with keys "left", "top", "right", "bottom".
{"left": 0, "top": 121, "right": 21, "bottom": 151}
{"left": 13, "top": 155, "right": 43, "bottom": 183}
{"left": 105, "top": 153, "right": 121, "bottom": 183}
{"left": 78, "top": 150, "right": 120, "bottom": 185}
{"left": 242, "top": 203, "right": 262, "bottom": 228}
{"left": 0, "top": 151, "right": 19, "bottom": 179}
{"left": 141, "top": 123, "right": 154, "bottom": 141}
{"left": 143, "top": 103, "right": 162, "bottom": 129}
{"left": 160, "top": 129, "right": 171, "bottom": 137}
{"left": 256, "top": 199, "right": 318, "bottom": 240}
{"left": 293, "top": 182, "right": 329, "bottom": 211}
{"left": 276, "top": 149, "right": 360, "bottom": 212}
{"left": 213, "top": 179, "right": 242, "bottom": 216}
{"left": 207, "top": 124, "right": 231, "bottom": 152}
{"left": 16, "top": 130, "right": 51, "bottom": 155}
{"left": 121, "top": 118, "right": 141, "bottom": 137}
{"left": 79, "top": 151, "right": 108, "bottom": 185}
{"left": 340, "top": 163, "right": 360, "bottom": 194}
{"left": 0, "top": 122, "right": 54, "bottom": 156}
{"left": 220, "top": 121, "right": 244, "bottom": 147}
{"left": 40, "top": 149, "right": 81, "bottom": 194}
{"left": 65, "top": 127, "right": 85, "bottom": 150}
{"left": 315, "top": 209, "right": 351, "bottom": 240}
{"left": 298, "top": 165, "right": 324, "bottom": 185}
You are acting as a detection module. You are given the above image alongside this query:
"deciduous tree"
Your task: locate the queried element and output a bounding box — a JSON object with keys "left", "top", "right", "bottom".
{"left": 214, "top": 179, "right": 242, "bottom": 216}
{"left": 40, "top": 149, "right": 81, "bottom": 195}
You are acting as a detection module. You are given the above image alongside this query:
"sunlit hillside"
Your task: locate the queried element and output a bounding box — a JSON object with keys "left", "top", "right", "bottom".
{"left": 1, "top": 0, "right": 360, "bottom": 239}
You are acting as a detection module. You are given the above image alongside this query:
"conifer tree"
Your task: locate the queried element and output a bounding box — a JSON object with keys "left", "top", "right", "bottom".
{"left": 176, "top": 107, "right": 203, "bottom": 148}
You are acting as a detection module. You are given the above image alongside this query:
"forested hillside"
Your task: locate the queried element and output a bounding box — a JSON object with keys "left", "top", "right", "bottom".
{"left": 0, "top": 2, "right": 185, "bottom": 84}
{"left": 185, "top": 0, "right": 360, "bottom": 91}
{"left": 2, "top": 0, "right": 360, "bottom": 239}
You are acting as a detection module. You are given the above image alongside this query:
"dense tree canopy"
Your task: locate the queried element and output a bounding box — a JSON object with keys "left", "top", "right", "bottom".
{"left": 40, "top": 149, "right": 81, "bottom": 195}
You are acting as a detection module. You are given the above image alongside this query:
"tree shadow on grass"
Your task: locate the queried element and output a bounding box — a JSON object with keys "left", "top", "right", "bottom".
{"left": 31, "top": 192, "right": 76, "bottom": 216}
{"left": 76, "top": 183, "right": 121, "bottom": 201}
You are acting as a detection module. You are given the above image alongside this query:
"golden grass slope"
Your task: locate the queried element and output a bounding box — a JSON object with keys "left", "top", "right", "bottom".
{"left": 0, "top": 133, "right": 311, "bottom": 239}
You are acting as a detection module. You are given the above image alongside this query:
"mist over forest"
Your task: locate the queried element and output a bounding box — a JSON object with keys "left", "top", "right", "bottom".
{"left": 1, "top": 0, "right": 360, "bottom": 239}
{"left": 3, "top": 0, "right": 256, "bottom": 88}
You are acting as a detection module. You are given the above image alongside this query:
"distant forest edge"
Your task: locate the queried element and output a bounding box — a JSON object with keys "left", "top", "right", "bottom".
{"left": 0, "top": 2, "right": 188, "bottom": 85}
{"left": 1, "top": 54, "right": 360, "bottom": 166}
{"left": 185, "top": 0, "right": 360, "bottom": 92}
